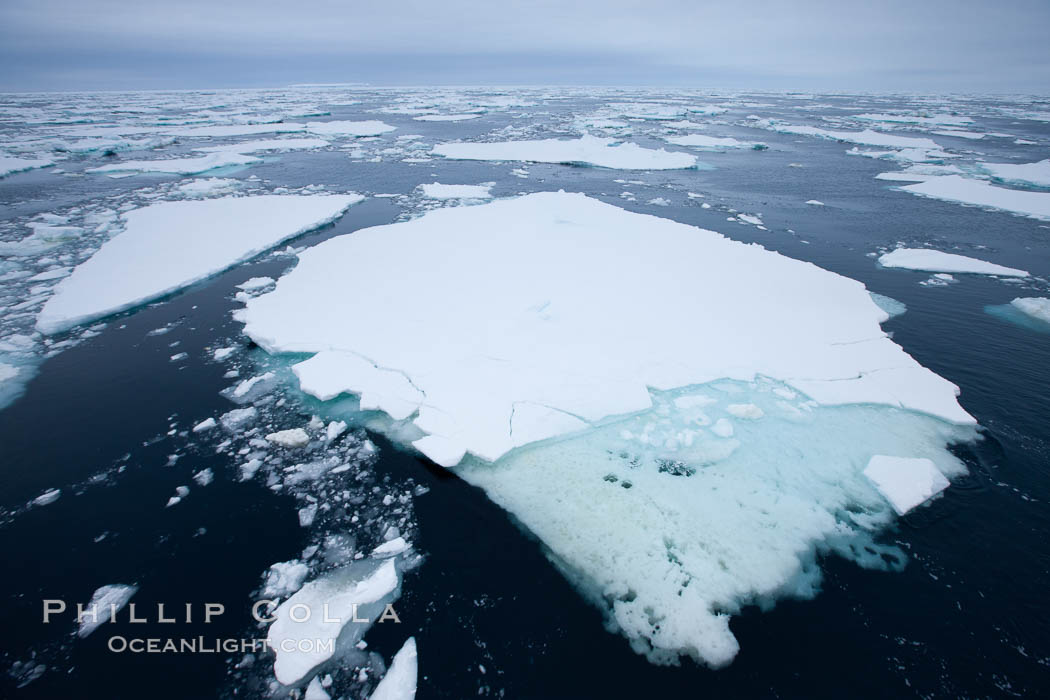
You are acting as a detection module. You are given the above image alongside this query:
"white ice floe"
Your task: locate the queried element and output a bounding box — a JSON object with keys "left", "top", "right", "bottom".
{"left": 853, "top": 113, "right": 973, "bottom": 127}
{"left": 305, "top": 120, "right": 396, "bottom": 137}
{"left": 878, "top": 248, "right": 1028, "bottom": 277}
{"left": 1011, "top": 297, "right": 1050, "bottom": 325}
{"left": 432, "top": 136, "right": 697, "bottom": 170}
{"left": 32, "top": 488, "right": 61, "bottom": 506}
{"left": 268, "top": 559, "right": 400, "bottom": 685}
{"left": 85, "top": 152, "right": 261, "bottom": 176}
{"left": 413, "top": 114, "right": 481, "bottom": 121}
{"left": 805, "top": 200, "right": 825, "bottom": 206}
{"left": 176, "top": 178, "right": 241, "bottom": 198}
{"left": 978, "top": 159, "right": 1050, "bottom": 189}
{"left": 243, "top": 192, "right": 973, "bottom": 467}
{"left": 37, "top": 194, "right": 362, "bottom": 334}
{"left": 664, "top": 134, "right": 765, "bottom": 150}
{"left": 262, "top": 560, "right": 311, "bottom": 598}
{"left": 863, "top": 455, "right": 949, "bottom": 515}
{"left": 0, "top": 156, "right": 53, "bottom": 178}
{"left": 896, "top": 175, "right": 1050, "bottom": 221}
{"left": 193, "top": 417, "right": 217, "bottom": 432}
{"left": 369, "top": 637, "right": 418, "bottom": 700}
{"left": 418, "top": 183, "right": 493, "bottom": 200}
{"left": 77, "top": 584, "right": 138, "bottom": 638}
{"left": 241, "top": 191, "right": 978, "bottom": 669}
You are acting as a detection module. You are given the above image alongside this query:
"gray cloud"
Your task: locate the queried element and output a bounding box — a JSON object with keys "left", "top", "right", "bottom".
{"left": 1, "top": 0, "right": 1048, "bottom": 91}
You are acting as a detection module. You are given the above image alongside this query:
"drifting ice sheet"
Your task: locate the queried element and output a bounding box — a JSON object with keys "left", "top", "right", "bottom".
{"left": 243, "top": 192, "right": 973, "bottom": 466}
{"left": 432, "top": 136, "right": 697, "bottom": 170}
{"left": 37, "top": 194, "right": 362, "bottom": 334}
{"left": 878, "top": 248, "right": 1028, "bottom": 277}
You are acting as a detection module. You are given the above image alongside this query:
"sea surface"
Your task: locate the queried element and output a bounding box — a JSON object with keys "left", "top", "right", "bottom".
{"left": 1, "top": 87, "right": 1049, "bottom": 698}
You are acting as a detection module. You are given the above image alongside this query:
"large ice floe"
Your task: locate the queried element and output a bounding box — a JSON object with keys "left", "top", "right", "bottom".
{"left": 240, "top": 192, "right": 978, "bottom": 667}
{"left": 432, "top": 135, "right": 697, "bottom": 170}
{"left": 895, "top": 175, "right": 1050, "bottom": 221}
{"left": 36, "top": 194, "right": 361, "bottom": 334}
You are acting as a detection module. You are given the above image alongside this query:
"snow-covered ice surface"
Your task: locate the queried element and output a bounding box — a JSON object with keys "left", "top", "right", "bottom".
{"left": 3, "top": 86, "right": 1050, "bottom": 700}
{"left": 368, "top": 637, "right": 417, "bottom": 700}
{"left": 37, "top": 194, "right": 362, "bottom": 334}
{"left": 878, "top": 248, "right": 1029, "bottom": 277}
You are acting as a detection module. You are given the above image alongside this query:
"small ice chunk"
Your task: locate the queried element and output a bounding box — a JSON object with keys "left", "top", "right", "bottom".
{"left": 726, "top": 403, "right": 764, "bottom": 420}
{"left": 805, "top": 200, "right": 824, "bottom": 206}
{"left": 267, "top": 559, "right": 399, "bottom": 685}
{"left": 213, "top": 346, "right": 237, "bottom": 361}
{"left": 418, "top": 183, "right": 493, "bottom": 200}
{"left": 879, "top": 248, "right": 1028, "bottom": 277}
{"left": 305, "top": 676, "right": 331, "bottom": 700}
{"left": 863, "top": 455, "right": 949, "bottom": 515}
{"left": 369, "top": 637, "right": 418, "bottom": 700}
{"left": 77, "top": 584, "right": 138, "bottom": 637}
{"left": 267, "top": 428, "right": 311, "bottom": 448}
{"left": 326, "top": 420, "right": 348, "bottom": 442}
{"left": 193, "top": 468, "right": 214, "bottom": 486}
{"left": 298, "top": 503, "right": 319, "bottom": 527}
{"left": 262, "top": 560, "right": 311, "bottom": 598}
{"left": 710, "top": 418, "right": 734, "bottom": 437}
{"left": 237, "top": 277, "right": 275, "bottom": 291}
{"left": 372, "top": 537, "right": 409, "bottom": 557}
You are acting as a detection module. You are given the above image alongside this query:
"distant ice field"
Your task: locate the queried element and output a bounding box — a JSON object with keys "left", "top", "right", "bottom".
{"left": 1, "top": 86, "right": 1049, "bottom": 700}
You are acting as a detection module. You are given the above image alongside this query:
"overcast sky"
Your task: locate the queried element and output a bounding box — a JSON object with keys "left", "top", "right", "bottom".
{"left": 1, "top": 0, "right": 1048, "bottom": 92}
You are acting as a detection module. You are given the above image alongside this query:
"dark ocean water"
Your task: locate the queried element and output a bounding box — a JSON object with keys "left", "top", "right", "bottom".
{"left": 1, "top": 89, "right": 1049, "bottom": 698}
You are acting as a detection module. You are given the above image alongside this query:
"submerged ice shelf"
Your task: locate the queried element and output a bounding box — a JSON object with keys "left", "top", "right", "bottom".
{"left": 239, "top": 192, "right": 978, "bottom": 668}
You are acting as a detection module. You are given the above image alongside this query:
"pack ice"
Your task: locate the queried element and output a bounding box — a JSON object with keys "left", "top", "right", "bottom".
{"left": 36, "top": 194, "right": 362, "bottom": 334}
{"left": 240, "top": 192, "right": 977, "bottom": 667}
{"left": 432, "top": 135, "right": 697, "bottom": 170}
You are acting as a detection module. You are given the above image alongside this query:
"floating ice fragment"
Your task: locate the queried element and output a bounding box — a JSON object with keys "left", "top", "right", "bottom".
{"left": 37, "top": 195, "right": 363, "bottom": 334}
{"left": 267, "top": 428, "right": 311, "bottom": 448}
{"left": 267, "top": 559, "right": 399, "bottom": 685}
{"left": 1010, "top": 297, "right": 1050, "bottom": 325}
{"left": 897, "top": 175, "right": 1050, "bottom": 221}
{"left": 432, "top": 135, "right": 697, "bottom": 170}
{"left": 418, "top": 183, "right": 492, "bottom": 200}
{"left": 369, "top": 637, "right": 418, "bottom": 700}
{"left": 263, "top": 560, "right": 311, "bottom": 598}
{"left": 192, "top": 417, "right": 217, "bottom": 432}
{"left": 32, "top": 488, "right": 61, "bottom": 506}
{"left": 878, "top": 248, "right": 1028, "bottom": 277}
